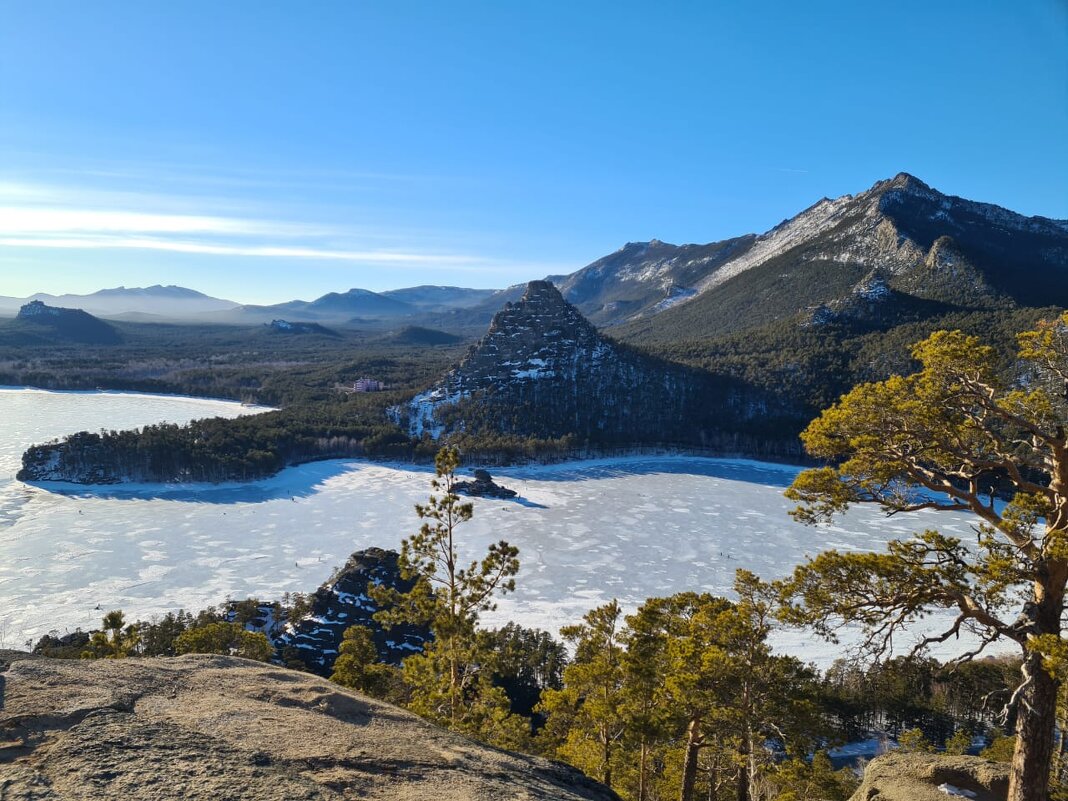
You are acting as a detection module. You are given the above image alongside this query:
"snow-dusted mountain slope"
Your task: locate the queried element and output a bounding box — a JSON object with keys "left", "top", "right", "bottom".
{"left": 436, "top": 173, "right": 1067, "bottom": 337}
{"left": 618, "top": 173, "right": 1068, "bottom": 341}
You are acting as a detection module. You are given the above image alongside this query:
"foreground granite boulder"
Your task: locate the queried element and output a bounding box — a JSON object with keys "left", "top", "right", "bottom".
{"left": 0, "top": 650, "right": 618, "bottom": 801}
{"left": 849, "top": 752, "right": 1009, "bottom": 801}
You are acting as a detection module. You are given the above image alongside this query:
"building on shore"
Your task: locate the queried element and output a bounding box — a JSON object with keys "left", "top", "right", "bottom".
{"left": 354, "top": 377, "right": 385, "bottom": 392}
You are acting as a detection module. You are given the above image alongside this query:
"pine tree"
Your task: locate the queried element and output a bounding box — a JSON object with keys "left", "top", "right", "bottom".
{"left": 897, "top": 727, "right": 935, "bottom": 753}
{"left": 945, "top": 729, "right": 974, "bottom": 755}
{"left": 782, "top": 321, "right": 1068, "bottom": 801}
{"left": 173, "top": 622, "right": 272, "bottom": 661}
{"left": 81, "top": 610, "right": 139, "bottom": 659}
{"left": 329, "top": 625, "right": 401, "bottom": 700}
{"left": 373, "top": 445, "right": 521, "bottom": 736}
{"left": 538, "top": 600, "right": 627, "bottom": 790}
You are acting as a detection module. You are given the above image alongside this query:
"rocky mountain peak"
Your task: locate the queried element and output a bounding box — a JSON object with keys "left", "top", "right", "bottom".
{"left": 879, "top": 171, "right": 932, "bottom": 193}
{"left": 520, "top": 278, "right": 564, "bottom": 301}
{"left": 460, "top": 280, "right": 606, "bottom": 382}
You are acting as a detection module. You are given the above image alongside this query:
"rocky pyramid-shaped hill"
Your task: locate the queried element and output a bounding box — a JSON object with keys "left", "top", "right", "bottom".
{"left": 395, "top": 281, "right": 797, "bottom": 454}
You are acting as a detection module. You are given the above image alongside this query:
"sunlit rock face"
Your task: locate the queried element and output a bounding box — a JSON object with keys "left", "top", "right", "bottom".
{"left": 0, "top": 650, "right": 619, "bottom": 801}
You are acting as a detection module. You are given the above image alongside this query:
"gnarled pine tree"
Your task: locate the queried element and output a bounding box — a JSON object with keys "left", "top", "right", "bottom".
{"left": 782, "top": 319, "right": 1068, "bottom": 801}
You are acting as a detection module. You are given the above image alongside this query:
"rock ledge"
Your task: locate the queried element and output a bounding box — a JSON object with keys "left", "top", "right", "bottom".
{"left": 0, "top": 650, "right": 617, "bottom": 801}
{"left": 849, "top": 752, "right": 1009, "bottom": 801}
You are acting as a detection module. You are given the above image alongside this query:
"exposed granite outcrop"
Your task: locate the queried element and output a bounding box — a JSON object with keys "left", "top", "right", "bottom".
{"left": 849, "top": 753, "right": 1009, "bottom": 801}
{"left": 271, "top": 548, "right": 429, "bottom": 674}
{"left": 0, "top": 650, "right": 619, "bottom": 800}
{"left": 454, "top": 469, "right": 517, "bottom": 499}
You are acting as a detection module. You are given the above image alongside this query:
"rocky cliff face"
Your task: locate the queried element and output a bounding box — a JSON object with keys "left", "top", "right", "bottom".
{"left": 396, "top": 281, "right": 795, "bottom": 452}
{"left": 0, "top": 650, "right": 618, "bottom": 801}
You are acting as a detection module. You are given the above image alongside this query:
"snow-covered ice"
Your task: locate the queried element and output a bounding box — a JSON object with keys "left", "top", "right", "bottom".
{"left": 938, "top": 785, "right": 978, "bottom": 798}
{"left": 0, "top": 388, "right": 1014, "bottom": 666}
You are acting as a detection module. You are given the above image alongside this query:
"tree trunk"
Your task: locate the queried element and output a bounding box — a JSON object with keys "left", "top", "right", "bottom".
{"left": 601, "top": 723, "right": 612, "bottom": 789}
{"left": 638, "top": 737, "right": 648, "bottom": 801}
{"left": 1010, "top": 649, "right": 1058, "bottom": 801}
{"left": 1008, "top": 576, "right": 1064, "bottom": 801}
{"left": 679, "top": 714, "right": 703, "bottom": 801}
{"left": 449, "top": 635, "right": 460, "bottom": 726}
{"left": 736, "top": 739, "right": 750, "bottom": 801}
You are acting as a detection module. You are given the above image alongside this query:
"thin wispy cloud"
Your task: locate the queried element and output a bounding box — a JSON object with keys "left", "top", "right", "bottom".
{"left": 0, "top": 235, "right": 484, "bottom": 267}
{"left": 0, "top": 206, "right": 304, "bottom": 236}
{"left": 0, "top": 179, "right": 486, "bottom": 271}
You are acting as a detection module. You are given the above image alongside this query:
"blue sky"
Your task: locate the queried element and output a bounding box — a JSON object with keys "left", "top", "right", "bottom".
{"left": 1, "top": 1, "right": 1066, "bottom": 303}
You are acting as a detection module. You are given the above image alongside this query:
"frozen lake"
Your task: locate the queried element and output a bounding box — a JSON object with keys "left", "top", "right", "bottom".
{"left": 0, "top": 388, "right": 1004, "bottom": 665}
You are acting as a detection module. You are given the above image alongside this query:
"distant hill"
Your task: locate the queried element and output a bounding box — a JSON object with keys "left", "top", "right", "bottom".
{"left": 380, "top": 285, "right": 498, "bottom": 311}
{"left": 0, "top": 285, "right": 238, "bottom": 320}
{"left": 1, "top": 301, "right": 122, "bottom": 345}
{"left": 224, "top": 288, "right": 417, "bottom": 324}
{"left": 264, "top": 319, "right": 340, "bottom": 337}
{"left": 553, "top": 237, "right": 757, "bottom": 325}
{"left": 378, "top": 325, "right": 464, "bottom": 346}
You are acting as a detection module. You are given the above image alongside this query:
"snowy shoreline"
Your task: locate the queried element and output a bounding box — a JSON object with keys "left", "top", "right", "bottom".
{"left": 0, "top": 385, "right": 276, "bottom": 413}
{"left": 26, "top": 453, "right": 804, "bottom": 498}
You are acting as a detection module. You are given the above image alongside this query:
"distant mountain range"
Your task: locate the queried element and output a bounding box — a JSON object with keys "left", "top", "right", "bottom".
{"left": 0, "top": 284, "right": 499, "bottom": 325}
{"left": 0, "top": 285, "right": 240, "bottom": 320}
{"left": 3, "top": 173, "right": 1064, "bottom": 339}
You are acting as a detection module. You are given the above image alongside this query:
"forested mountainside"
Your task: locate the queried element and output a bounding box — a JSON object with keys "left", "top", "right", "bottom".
{"left": 394, "top": 281, "right": 801, "bottom": 456}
